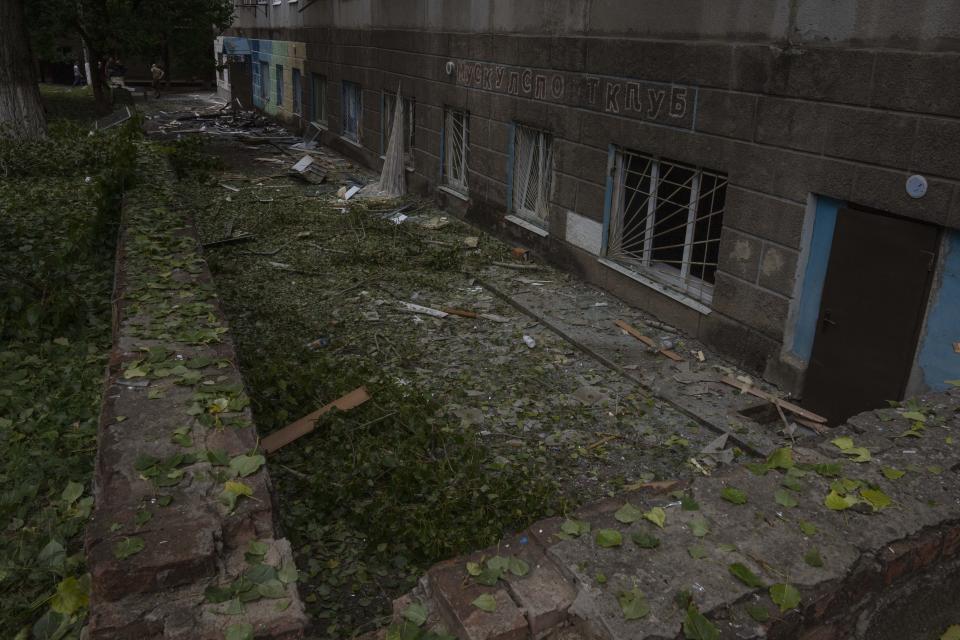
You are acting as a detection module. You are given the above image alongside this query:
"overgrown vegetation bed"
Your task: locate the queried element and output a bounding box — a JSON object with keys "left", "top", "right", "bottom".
{"left": 0, "top": 89, "right": 140, "bottom": 639}
{"left": 167, "top": 133, "right": 706, "bottom": 638}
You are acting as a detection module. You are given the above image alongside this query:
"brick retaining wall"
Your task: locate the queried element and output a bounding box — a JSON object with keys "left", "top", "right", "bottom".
{"left": 84, "top": 149, "right": 307, "bottom": 639}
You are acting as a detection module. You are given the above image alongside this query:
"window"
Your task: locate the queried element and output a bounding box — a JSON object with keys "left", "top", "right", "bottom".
{"left": 258, "top": 61, "right": 268, "bottom": 101}
{"left": 275, "top": 64, "right": 283, "bottom": 107}
{"left": 292, "top": 69, "right": 302, "bottom": 115}
{"left": 512, "top": 125, "right": 553, "bottom": 225}
{"left": 341, "top": 81, "right": 362, "bottom": 142}
{"left": 311, "top": 73, "right": 326, "bottom": 124}
{"left": 382, "top": 92, "right": 415, "bottom": 166}
{"left": 606, "top": 149, "right": 726, "bottom": 304}
{"left": 443, "top": 108, "right": 469, "bottom": 194}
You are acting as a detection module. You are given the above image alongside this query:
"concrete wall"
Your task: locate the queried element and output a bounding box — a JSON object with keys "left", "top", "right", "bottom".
{"left": 222, "top": 0, "right": 960, "bottom": 392}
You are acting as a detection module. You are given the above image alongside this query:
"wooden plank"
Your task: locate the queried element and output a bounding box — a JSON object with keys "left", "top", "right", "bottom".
{"left": 442, "top": 307, "right": 478, "bottom": 319}
{"left": 261, "top": 386, "right": 371, "bottom": 453}
{"left": 614, "top": 319, "right": 658, "bottom": 349}
{"left": 659, "top": 349, "right": 684, "bottom": 362}
{"left": 720, "top": 376, "right": 828, "bottom": 424}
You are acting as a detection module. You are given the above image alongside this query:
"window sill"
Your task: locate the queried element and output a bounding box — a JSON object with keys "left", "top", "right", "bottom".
{"left": 597, "top": 258, "right": 712, "bottom": 315}
{"left": 438, "top": 185, "right": 469, "bottom": 202}
{"left": 310, "top": 120, "right": 328, "bottom": 131}
{"left": 340, "top": 136, "right": 364, "bottom": 149}
{"left": 505, "top": 214, "right": 548, "bottom": 237}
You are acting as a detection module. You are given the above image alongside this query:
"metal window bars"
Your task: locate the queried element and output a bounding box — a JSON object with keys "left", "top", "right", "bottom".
{"left": 444, "top": 109, "right": 468, "bottom": 193}
{"left": 513, "top": 125, "right": 553, "bottom": 225}
{"left": 607, "top": 149, "right": 727, "bottom": 304}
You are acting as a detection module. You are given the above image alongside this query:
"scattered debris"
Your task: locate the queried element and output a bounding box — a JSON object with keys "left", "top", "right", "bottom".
{"left": 615, "top": 319, "right": 684, "bottom": 362}
{"left": 397, "top": 302, "right": 449, "bottom": 318}
{"left": 418, "top": 216, "right": 449, "bottom": 230}
{"left": 343, "top": 185, "right": 361, "bottom": 200}
{"left": 463, "top": 236, "right": 479, "bottom": 248}
{"left": 201, "top": 233, "right": 255, "bottom": 249}
{"left": 491, "top": 261, "right": 544, "bottom": 271}
{"left": 522, "top": 335, "right": 537, "bottom": 349}
{"left": 511, "top": 247, "right": 530, "bottom": 261}
{"left": 261, "top": 387, "right": 372, "bottom": 453}
{"left": 720, "top": 376, "right": 828, "bottom": 425}
{"left": 219, "top": 183, "right": 241, "bottom": 192}
{"left": 442, "top": 308, "right": 478, "bottom": 319}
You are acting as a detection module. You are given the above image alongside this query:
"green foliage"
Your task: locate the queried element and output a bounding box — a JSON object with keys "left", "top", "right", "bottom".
{"left": 157, "top": 136, "right": 224, "bottom": 182}
{"left": 0, "top": 115, "right": 136, "bottom": 638}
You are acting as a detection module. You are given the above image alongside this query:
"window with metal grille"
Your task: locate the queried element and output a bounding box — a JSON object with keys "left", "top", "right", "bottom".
{"left": 512, "top": 125, "right": 553, "bottom": 225}
{"left": 444, "top": 108, "right": 468, "bottom": 194}
{"left": 311, "top": 73, "right": 326, "bottom": 124}
{"left": 383, "top": 92, "right": 415, "bottom": 166}
{"left": 275, "top": 64, "right": 283, "bottom": 106}
{"left": 342, "top": 81, "right": 362, "bottom": 142}
{"left": 606, "top": 149, "right": 726, "bottom": 304}
{"left": 292, "top": 69, "right": 301, "bottom": 115}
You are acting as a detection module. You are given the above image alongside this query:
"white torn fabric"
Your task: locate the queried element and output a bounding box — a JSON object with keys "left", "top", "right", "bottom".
{"left": 377, "top": 85, "right": 407, "bottom": 198}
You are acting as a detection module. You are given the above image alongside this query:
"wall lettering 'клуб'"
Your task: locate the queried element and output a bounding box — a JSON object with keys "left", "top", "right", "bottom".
{"left": 455, "top": 61, "right": 697, "bottom": 129}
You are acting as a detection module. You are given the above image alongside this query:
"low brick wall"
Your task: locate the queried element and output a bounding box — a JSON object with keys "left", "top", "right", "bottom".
{"left": 84, "top": 150, "right": 306, "bottom": 639}
{"left": 377, "top": 388, "right": 960, "bottom": 640}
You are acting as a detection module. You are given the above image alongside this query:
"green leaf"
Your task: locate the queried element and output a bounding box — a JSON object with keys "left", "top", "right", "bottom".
{"left": 746, "top": 604, "right": 770, "bottom": 623}
{"left": 804, "top": 548, "right": 824, "bottom": 568}
{"left": 841, "top": 447, "right": 871, "bottom": 463}
{"left": 135, "top": 508, "right": 152, "bottom": 527}
{"left": 61, "top": 481, "right": 84, "bottom": 505}
{"left": 941, "top": 626, "right": 960, "bottom": 640}
{"left": 901, "top": 411, "right": 927, "bottom": 422}
{"left": 277, "top": 562, "right": 299, "bottom": 585}
{"left": 245, "top": 563, "right": 278, "bottom": 584}
{"left": 247, "top": 540, "right": 269, "bottom": 558}
{"left": 681, "top": 494, "right": 700, "bottom": 511}
{"left": 860, "top": 487, "right": 892, "bottom": 511}
{"left": 643, "top": 506, "right": 666, "bottom": 528}
{"left": 810, "top": 463, "right": 843, "bottom": 478}
{"left": 204, "top": 585, "right": 234, "bottom": 603}
{"left": 745, "top": 462, "right": 771, "bottom": 476}
{"left": 774, "top": 489, "right": 798, "bottom": 508}
{"left": 631, "top": 531, "right": 661, "bottom": 549}
{"left": 799, "top": 521, "right": 818, "bottom": 536}
{"left": 781, "top": 474, "right": 804, "bottom": 492}
{"left": 683, "top": 605, "right": 720, "bottom": 640}
{"left": 38, "top": 540, "right": 65, "bottom": 569}
{"left": 929, "top": 465, "right": 944, "bottom": 475}
{"left": 882, "top": 467, "right": 906, "bottom": 481}
{"left": 206, "top": 448, "right": 230, "bottom": 466}
{"left": 229, "top": 454, "right": 265, "bottom": 478}
{"left": 225, "top": 623, "right": 254, "bottom": 640}
{"left": 472, "top": 593, "right": 497, "bottom": 612}
{"left": 721, "top": 487, "right": 747, "bottom": 505}
{"left": 690, "top": 517, "right": 710, "bottom": 538}
{"left": 50, "top": 575, "right": 89, "bottom": 615}
{"left": 220, "top": 480, "right": 253, "bottom": 513}
{"left": 766, "top": 447, "right": 794, "bottom": 470}
{"left": 403, "top": 602, "right": 428, "bottom": 626}
{"left": 688, "top": 545, "right": 707, "bottom": 560}
{"left": 113, "top": 536, "right": 145, "bottom": 560}
{"left": 718, "top": 543, "right": 737, "bottom": 553}
{"left": 615, "top": 502, "right": 644, "bottom": 524}
{"left": 831, "top": 436, "right": 854, "bottom": 451}
{"left": 728, "top": 563, "right": 765, "bottom": 588}
{"left": 595, "top": 572, "right": 607, "bottom": 584}
{"left": 769, "top": 583, "right": 801, "bottom": 612}
{"left": 474, "top": 566, "right": 502, "bottom": 586}
{"left": 257, "top": 579, "right": 287, "bottom": 599}
{"left": 560, "top": 519, "right": 590, "bottom": 537}
{"left": 617, "top": 587, "right": 650, "bottom": 621}
{"left": 466, "top": 561, "right": 482, "bottom": 576}
{"left": 596, "top": 529, "right": 623, "bottom": 548}
{"left": 508, "top": 557, "right": 530, "bottom": 577}
{"left": 825, "top": 490, "right": 859, "bottom": 511}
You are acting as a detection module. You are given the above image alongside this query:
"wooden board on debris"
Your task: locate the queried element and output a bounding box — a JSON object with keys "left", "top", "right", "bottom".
{"left": 261, "top": 386, "right": 371, "bottom": 453}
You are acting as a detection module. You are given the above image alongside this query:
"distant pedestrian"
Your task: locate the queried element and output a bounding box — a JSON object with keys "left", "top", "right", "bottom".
{"left": 151, "top": 63, "right": 165, "bottom": 98}
{"left": 72, "top": 61, "right": 84, "bottom": 86}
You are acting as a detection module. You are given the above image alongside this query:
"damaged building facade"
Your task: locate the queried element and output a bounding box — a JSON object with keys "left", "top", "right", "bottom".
{"left": 216, "top": 0, "right": 960, "bottom": 423}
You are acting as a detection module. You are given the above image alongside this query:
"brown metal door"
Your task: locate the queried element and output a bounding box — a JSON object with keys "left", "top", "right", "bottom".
{"left": 803, "top": 207, "right": 939, "bottom": 424}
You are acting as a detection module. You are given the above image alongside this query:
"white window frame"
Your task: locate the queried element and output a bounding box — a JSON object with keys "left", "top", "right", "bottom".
{"left": 341, "top": 80, "right": 362, "bottom": 142}
{"left": 606, "top": 149, "right": 727, "bottom": 306}
{"left": 382, "top": 92, "right": 415, "bottom": 167}
{"left": 443, "top": 108, "right": 468, "bottom": 195}
{"left": 512, "top": 124, "right": 553, "bottom": 227}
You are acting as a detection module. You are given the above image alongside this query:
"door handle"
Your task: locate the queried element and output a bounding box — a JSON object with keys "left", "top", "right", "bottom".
{"left": 821, "top": 310, "right": 837, "bottom": 331}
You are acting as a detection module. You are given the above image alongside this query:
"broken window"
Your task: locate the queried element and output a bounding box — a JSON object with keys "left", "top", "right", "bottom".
{"left": 606, "top": 149, "right": 726, "bottom": 304}
{"left": 512, "top": 124, "right": 553, "bottom": 226}
{"left": 275, "top": 64, "right": 283, "bottom": 106}
{"left": 341, "top": 81, "right": 362, "bottom": 142}
{"left": 444, "top": 108, "right": 468, "bottom": 194}
{"left": 292, "top": 69, "right": 302, "bottom": 115}
{"left": 258, "top": 61, "right": 268, "bottom": 101}
{"left": 383, "top": 92, "right": 415, "bottom": 167}
{"left": 311, "top": 73, "right": 327, "bottom": 124}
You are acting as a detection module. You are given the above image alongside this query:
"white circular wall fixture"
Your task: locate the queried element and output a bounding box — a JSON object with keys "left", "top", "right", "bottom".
{"left": 445, "top": 61, "right": 456, "bottom": 76}
{"left": 906, "top": 174, "right": 928, "bottom": 199}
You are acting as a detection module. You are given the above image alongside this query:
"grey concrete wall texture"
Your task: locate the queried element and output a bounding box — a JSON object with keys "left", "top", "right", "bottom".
{"left": 224, "top": 0, "right": 960, "bottom": 390}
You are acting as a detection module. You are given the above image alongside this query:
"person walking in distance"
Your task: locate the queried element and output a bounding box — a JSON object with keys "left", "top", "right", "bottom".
{"left": 151, "top": 63, "right": 165, "bottom": 98}
{"left": 73, "top": 61, "right": 84, "bottom": 86}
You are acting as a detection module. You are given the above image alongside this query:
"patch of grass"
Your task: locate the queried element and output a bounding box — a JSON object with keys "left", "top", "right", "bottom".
{"left": 0, "top": 120, "right": 140, "bottom": 638}
{"left": 40, "top": 84, "right": 99, "bottom": 125}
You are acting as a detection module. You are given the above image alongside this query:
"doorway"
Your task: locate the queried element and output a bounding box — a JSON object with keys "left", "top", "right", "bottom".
{"left": 802, "top": 206, "right": 939, "bottom": 424}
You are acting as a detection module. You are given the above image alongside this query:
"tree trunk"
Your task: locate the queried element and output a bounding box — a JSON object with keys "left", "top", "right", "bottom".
{"left": 0, "top": 0, "right": 46, "bottom": 138}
